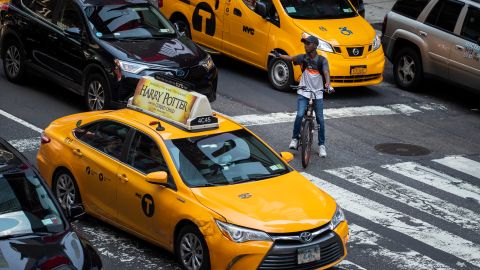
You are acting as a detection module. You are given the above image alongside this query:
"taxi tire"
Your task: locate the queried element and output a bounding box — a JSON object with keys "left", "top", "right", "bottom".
{"left": 268, "top": 58, "right": 294, "bottom": 92}
{"left": 175, "top": 225, "right": 211, "bottom": 270}
{"left": 84, "top": 73, "right": 112, "bottom": 111}
{"left": 53, "top": 169, "right": 82, "bottom": 210}
{"left": 2, "top": 39, "right": 26, "bottom": 83}
{"left": 393, "top": 47, "right": 423, "bottom": 91}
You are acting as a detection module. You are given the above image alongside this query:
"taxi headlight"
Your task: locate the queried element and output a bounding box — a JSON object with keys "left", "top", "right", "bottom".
{"left": 330, "top": 205, "right": 346, "bottom": 230}
{"left": 200, "top": 54, "right": 214, "bottom": 71}
{"left": 372, "top": 35, "right": 381, "bottom": 51}
{"left": 215, "top": 220, "right": 272, "bottom": 243}
{"left": 317, "top": 37, "right": 334, "bottom": 53}
{"left": 116, "top": 59, "right": 149, "bottom": 74}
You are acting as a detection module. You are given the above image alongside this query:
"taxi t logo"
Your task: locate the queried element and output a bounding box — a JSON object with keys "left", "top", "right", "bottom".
{"left": 339, "top": 27, "right": 353, "bottom": 36}
{"left": 193, "top": 3, "right": 216, "bottom": 36}
{"left": 142, "top": 194, "right": 155, "bottom": 217}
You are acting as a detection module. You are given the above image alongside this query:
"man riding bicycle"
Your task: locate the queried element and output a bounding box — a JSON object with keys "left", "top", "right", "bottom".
{"left": 270, "top": 34, "right": 332, "bottom": 157}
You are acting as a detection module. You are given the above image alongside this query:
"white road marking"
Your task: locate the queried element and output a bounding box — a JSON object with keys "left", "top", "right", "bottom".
{"left": 302, "top": 172, "right": 480, "bottom": 268}
{"left": 348, "top": 224, "right": 452, "bottom": 270}
{"left": 231, "top": 103, "right": 446, "bottom": 126}
{"left": 433, "top": 156, "right": 480, "bottom": 180}
{"left": 383, "top": 162, "right": 480, "bottom": 203}
{"left": 0, "top": 108, "right": 43, "bottom": 133}
{"left": 336, "top": 259, "right": 367, "bottom": 270}
{"left": 325, "top": 166, "right": 480, "bottom": 234}
{"left": 8, "top": 137, "right": 41, "bottom": 152}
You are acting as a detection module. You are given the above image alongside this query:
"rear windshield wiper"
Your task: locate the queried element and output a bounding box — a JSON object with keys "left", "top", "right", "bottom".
{"left": 0, "top": 232, "right": 52, "bottom": 240}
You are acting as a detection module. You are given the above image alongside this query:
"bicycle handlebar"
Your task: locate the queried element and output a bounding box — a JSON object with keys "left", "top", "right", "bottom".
{"left": 290, "top": 85, "right": 335, "bottom": 94}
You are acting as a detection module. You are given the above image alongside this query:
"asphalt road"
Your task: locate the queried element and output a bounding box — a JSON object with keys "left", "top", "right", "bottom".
{"left": 1, "top": 55, "right": 480, "bottom": 270}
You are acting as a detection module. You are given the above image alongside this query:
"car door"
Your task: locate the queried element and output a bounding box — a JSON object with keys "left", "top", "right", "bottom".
{"left": 71, "top": 120, "right": 131, "bottom": 221}
{"left": 449, "top": 5, "right": 480, "bottom": 91}
{"left": 419, "top": 0, "right": 464, "bottom": 77}
{"left": 115, "top": 130, "right": 176, "bottom": 244}
{"left": 53, "top": 0, "right": 87, "bottom": 89}
{"left": 190, "top": 0, "right": 224, "bottom": 51}
{"left": 222, "top": 0, "right": 273, "bottom": 66}
{"left": 22, "top": 0, "right": 61, "bottom": 73}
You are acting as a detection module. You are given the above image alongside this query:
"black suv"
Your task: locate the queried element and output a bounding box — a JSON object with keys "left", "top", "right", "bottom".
{"left": 0, "top": 0, "right": 217, "bottom": 110}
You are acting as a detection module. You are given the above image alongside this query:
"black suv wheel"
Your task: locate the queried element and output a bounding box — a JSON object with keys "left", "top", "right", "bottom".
{"left": 2, "top": 39, "right": 26, "bottom": 82}
{"left": 393, "top": 47, "right": 423, "bottom": 91}
{"left": 85, "top": 73, "right": 112, "bottom": 111}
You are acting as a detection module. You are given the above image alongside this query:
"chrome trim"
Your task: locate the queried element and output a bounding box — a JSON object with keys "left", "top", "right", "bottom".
{"left": 270, "top": 223, "right": 331, "bottom": 242}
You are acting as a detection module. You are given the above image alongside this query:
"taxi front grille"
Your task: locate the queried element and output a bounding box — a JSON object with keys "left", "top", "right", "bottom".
{"left": 257, "top": 231, "right": 344, "bottom": 270}
{"left": 347, "top": 47, "right": 364, "bottom": 57}
{"left": 331, "top": 74, "right": 381, "bottom": 83}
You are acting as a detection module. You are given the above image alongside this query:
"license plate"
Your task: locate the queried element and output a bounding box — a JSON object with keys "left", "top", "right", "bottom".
{"left": 297, "top": 245, "right": 321, "bottom": 264}
{"left": 350, "top": 65, "right": 367, "bottom": 75}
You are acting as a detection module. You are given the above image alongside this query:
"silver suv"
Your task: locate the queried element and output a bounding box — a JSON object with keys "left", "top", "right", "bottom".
{"left": 382, "top": 0, "right": 480, "bottom": 92}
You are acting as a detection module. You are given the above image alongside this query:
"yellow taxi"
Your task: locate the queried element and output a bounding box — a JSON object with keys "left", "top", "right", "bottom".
{"left": 160, "top": 0, "right": 384, "bottom": 91}
{"left": 37, "top": 76, "right": 349, "bottom": 270}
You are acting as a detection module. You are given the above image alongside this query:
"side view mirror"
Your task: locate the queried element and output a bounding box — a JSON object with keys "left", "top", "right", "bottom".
{"left": 255, "top": 1, "right": 268, "bottom": 19}
{"left": 65, "top": 27, "right": 82, "bottom": 38}
{"left": 66, "top": 204, "right": 85, "bottom": 221}
{"left": 146, "top": 171, "right": 169, "bottom": 185}
{"left": 174, "top": 22, "right": 186, "bottom": 36}
{"left": 280, "top": 151, "right": 294, "bottom": 163}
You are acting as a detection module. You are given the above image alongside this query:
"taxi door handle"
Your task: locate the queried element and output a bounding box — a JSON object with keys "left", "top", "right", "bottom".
{"left": 455, "top": 45, "right": 465, "bottom": 51}
{"left": 72, "top": 149, "right": 83, "bottom": 157}
{"left": 234, "top": 8, "right": 242, "bottom": 17}
{"left": 418, "top": 31, "right": 427, "bottom": 37}
{"left": 117, "top": 173, "right": 129, "bottom": 183}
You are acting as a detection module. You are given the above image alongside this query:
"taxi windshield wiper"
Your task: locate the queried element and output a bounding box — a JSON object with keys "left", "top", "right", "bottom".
{"left": 234, "top": 173, "right": 283, "bottom": 184}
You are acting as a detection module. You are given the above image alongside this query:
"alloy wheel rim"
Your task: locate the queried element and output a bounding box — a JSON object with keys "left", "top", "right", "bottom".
{"left": 87, "top": 81, "right": 105, "bottom": 110}
{"left": 5, "top": 46, "right": 21, "bottom": 78}
{"left": 272, "top": 61, "right": 289, "bottom": 87}
{"left": 398, "top": 55, "right": 415, "bottom": 85}
{"left": 180, "top": 233, "right": 204, "bottom": 270}
{"left": 56, "top": 174, "right": 76, "bottom": 209}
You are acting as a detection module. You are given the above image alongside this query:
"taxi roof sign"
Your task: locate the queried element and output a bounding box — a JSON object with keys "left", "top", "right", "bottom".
{"left": 127, "top": 76, "right": 218, "bottom": 131}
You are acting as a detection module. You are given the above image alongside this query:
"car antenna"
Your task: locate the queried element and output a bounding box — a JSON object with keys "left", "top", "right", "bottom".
{"left": 149, "top": 121, "right": 165, "bottom": 131}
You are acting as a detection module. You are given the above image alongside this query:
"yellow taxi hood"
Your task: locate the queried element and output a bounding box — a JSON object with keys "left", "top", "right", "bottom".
{"left": 293, "top": 16, "right": 376, "bottom": 46}
{"left": 191, "top": 171, "right": 336, "bottom": 233}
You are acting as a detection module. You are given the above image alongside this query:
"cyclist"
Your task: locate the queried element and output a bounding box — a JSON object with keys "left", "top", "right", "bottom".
{"left": 270, "top": 34, "right": 332, "bottom": 157}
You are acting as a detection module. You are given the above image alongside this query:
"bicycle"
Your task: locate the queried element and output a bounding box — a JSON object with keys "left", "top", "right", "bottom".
{"left": 290, "top": 85, "right": 334, "bottom": 168}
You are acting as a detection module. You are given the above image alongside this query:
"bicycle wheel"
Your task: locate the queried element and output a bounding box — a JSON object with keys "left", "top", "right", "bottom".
{"left": 301, "top": 119, "right": 313, "bottom": 168}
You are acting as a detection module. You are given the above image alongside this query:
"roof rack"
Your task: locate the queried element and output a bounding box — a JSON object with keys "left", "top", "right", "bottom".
{"left": 127, "top": 76, "right": 218, "bottom": 132}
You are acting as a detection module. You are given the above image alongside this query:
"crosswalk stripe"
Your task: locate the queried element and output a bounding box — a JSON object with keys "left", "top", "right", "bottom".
{"left": 348, "top": 224, "right": 451, "bottom": 270}
{"left": 0, "top": 109, "right": 43, "bottom": 133}
{"left": 336, "top": 259, "right": 367, "bottom": 270}
{"left": 382, "top": 162, "right": 480, "bottom": 203}
{"left": 302, "top": 172, "right": 480, "bottom": 268}
{"left": 8, "top": 137, "right": 41, "bottom": 153}
{"left": 325, "top": 166, "right": 480, "bottom": 234}
{"left": 433, "top": 156, "right": 480, "bottom": 180}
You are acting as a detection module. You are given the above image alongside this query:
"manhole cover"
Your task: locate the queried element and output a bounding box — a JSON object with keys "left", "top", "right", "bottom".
{"left": 375, "top": 143, "right": 431, "bottom": 156}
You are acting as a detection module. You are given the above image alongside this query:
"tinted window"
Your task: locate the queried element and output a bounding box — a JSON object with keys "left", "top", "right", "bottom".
{"left": 127, "top": 132, "right": 167, "bottom": 174}
{"left": 426, "top": 0, "right": 464, "bottom": 32}
{"left": 0, "top": 173, "right": 64, "bottom": 237}
{"left": 461, "top": 6, "right": 480, "bottom": 42}
{"left": 74, "top": 121, "right": 130, "bottom": 159}
{"left": 57, "top": 1, "right": 84, "bottom": 31}
{"left": 29, "top": 0, "right": 57, "bottom": 22}
{"left": 392, "top": 0, "right": 430, "bottom": 19}
{"left": 279, "top": 0, "right": 357, "bottom": 19}
{"left": 165, "top": 129, "right": 291, "bottom": 188}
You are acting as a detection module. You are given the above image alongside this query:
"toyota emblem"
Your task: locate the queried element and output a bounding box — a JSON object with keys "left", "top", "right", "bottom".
{"left": 352, "top": 48, "right": 360, "bottom": 56}
{"left": 299, "top": 232, "right": 313, "bottom": 243}
{"left": 176, "top": 69, "right": 185, "bottom": 77}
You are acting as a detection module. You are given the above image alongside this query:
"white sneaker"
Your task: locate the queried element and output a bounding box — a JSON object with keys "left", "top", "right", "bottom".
{"left": 289, "top": 139, "right": 298, "bottom": 149}
{"left": 319, "top": 145, "right": 327, "bottom": 157}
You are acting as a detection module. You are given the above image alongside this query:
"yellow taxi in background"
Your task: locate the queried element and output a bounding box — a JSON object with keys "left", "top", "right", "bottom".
{"left": 37, "top": 77, "right": 349, "bottom": 270}
{"left": 160, "top": 0, "right": 384, "bottom": 91}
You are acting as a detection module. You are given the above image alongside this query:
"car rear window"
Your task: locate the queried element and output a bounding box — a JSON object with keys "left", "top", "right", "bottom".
{"left": 392, "top": 0, "right": 430, "bottom": 19}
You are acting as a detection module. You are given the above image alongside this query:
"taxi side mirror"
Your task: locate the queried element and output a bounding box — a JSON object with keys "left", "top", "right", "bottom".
{"left": 66, "top": 204, "right": 85, "bottom": 221}
{"left": 255, "top": 1, "right": 268, "bottom": 19}
{"left": 280, "top": 151, "right": 294, "bottom": 163}
{"left": 146, "top": 171, "right": 169, "bottom": 185}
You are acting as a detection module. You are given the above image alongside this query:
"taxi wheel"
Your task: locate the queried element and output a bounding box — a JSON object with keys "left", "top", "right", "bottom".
{"left": 176, "top": 225, "right": 211, "bottom": 270}
{"left": 393, "top": 47, "right": 423, "bottom": 91}
{"left": 2, "top": 39, "right": 26, "bottom": 83}
{"left": 85, "top": 73, "right": 112, "bottom": 111}
{"left": 53, "top": 170, "right": 82, "bottom": 210}
{"left": 268, "top": 58, "right": 294, "bottom": 91}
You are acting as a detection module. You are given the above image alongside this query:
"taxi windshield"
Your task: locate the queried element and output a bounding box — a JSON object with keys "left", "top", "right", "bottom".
{"left": 165, "top": 129, "right": 291, "bottom": 187}
{"left": 0, "top": 173, "right": 65, "bottom": 238}
{"left": 85, "top": 4, "right": 176, "bottom": 40}
{"left": 280, "top": 0, "right": 357, "bottom": 19}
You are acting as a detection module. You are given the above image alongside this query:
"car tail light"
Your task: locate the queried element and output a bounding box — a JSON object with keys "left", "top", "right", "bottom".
{"left": 0, "top": 2, "right": 9, "bottom": 11}
{"left": 381, "top": 14, "right": 388, "bottom": 36}
{"left": 40, "top": 255, "right": 70, "bottom": 270}
{"left": 41, "top": 132, "right": 51, "bottom": 144}
{"left": 158, "top": 0, "right": 163, "bottom": 8}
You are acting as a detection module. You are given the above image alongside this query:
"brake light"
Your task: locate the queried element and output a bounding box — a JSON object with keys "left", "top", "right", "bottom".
{"left": 381, "top": 14, "right": 388, "bottom": 36}
{"left": 158, "top": 0, "right": 163, "bottom": 8}
{"left": 0, "top": 3, "right": 9, "bottom": 11}
{"left": 41, "top": 132, "right": 51, "bottom": 144}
